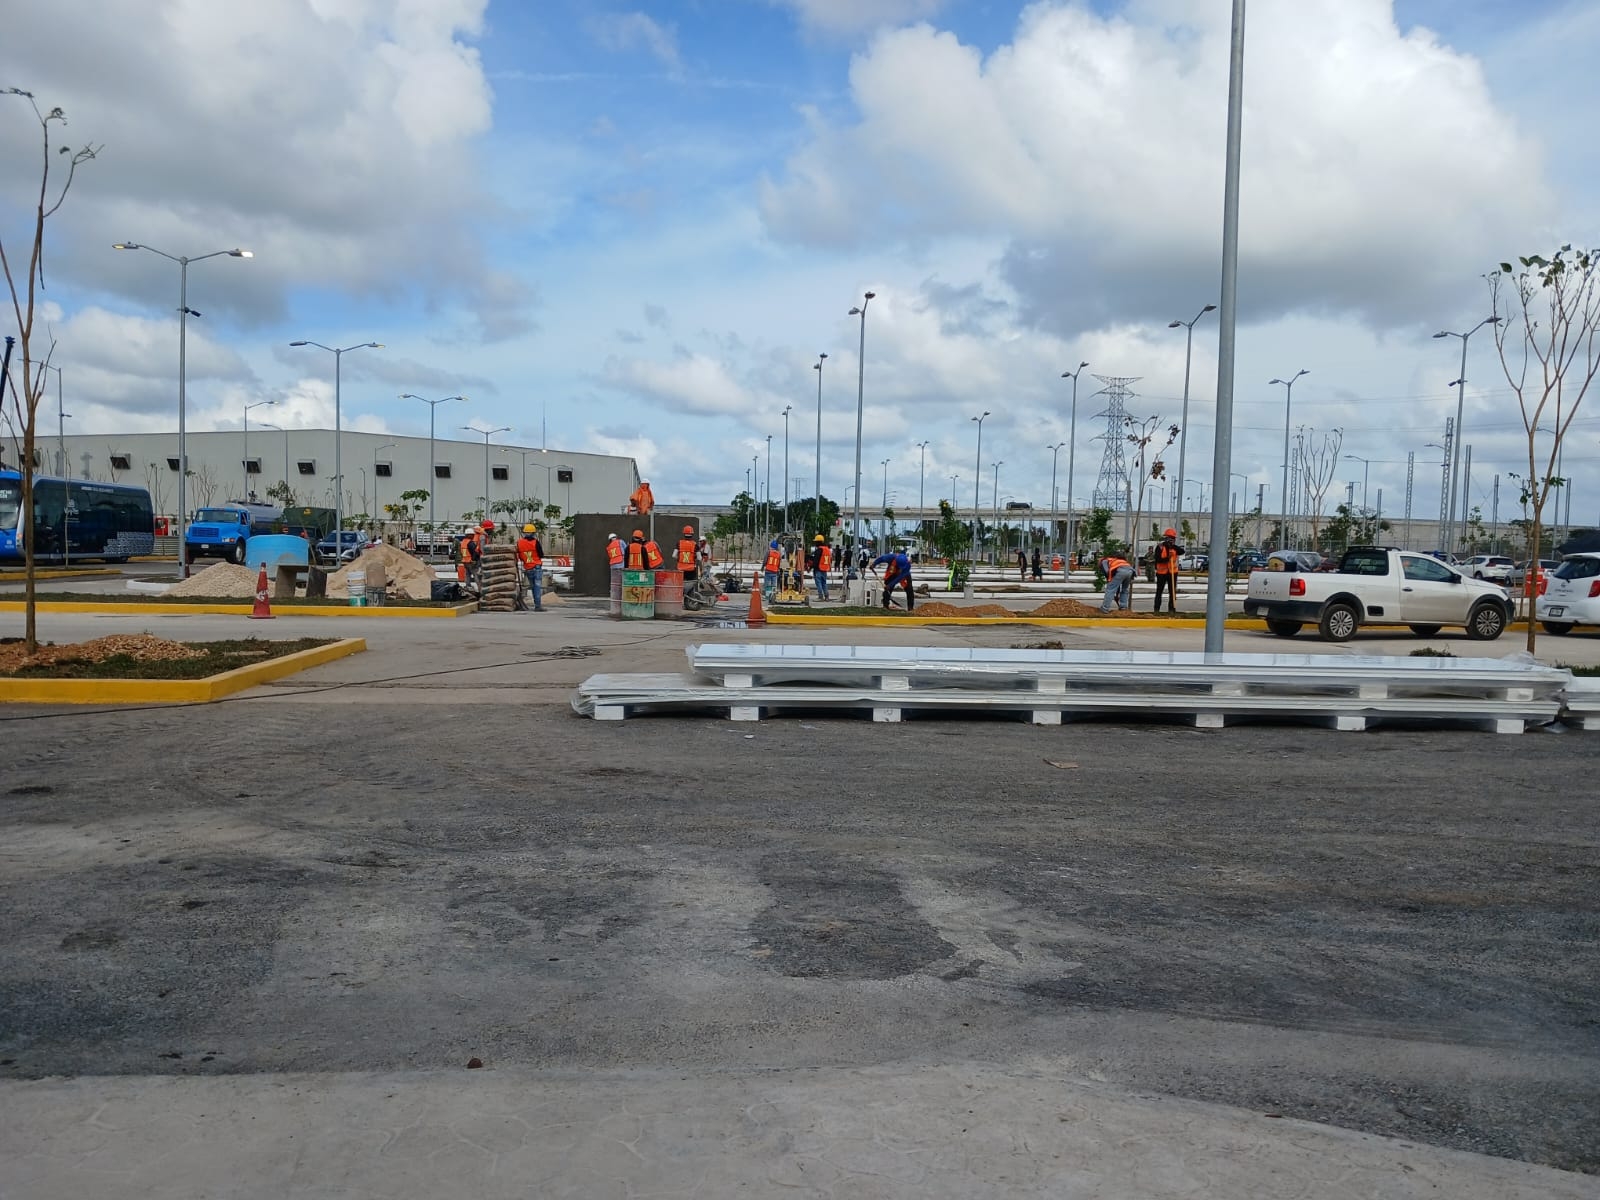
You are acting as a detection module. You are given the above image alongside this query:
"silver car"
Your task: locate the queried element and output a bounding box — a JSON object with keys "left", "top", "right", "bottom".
{"left": 1460, "top": 555, "right": 1514, "bottom": 583}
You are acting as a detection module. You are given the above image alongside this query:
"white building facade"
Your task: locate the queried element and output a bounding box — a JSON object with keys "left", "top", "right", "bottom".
{"left": 26, "top": 429, "right": 640, "bottom": 529}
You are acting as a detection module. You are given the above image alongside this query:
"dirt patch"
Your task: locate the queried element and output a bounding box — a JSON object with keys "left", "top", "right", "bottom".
{"left": 0, "top": 634, "right": 206, "bottom": 674}
{"left": 166, "top": 563, "right": 261, "bottom": 599}
{"left": 325, "top": 544, "right": 438, "bottom": 601}
{"left": 916, "top": 602, "right": 1019, "bottom": 617}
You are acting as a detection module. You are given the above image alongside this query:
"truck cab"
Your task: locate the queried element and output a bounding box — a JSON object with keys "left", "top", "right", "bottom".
{"left": 185, "top": 502, "right": 283, "bottom": 565}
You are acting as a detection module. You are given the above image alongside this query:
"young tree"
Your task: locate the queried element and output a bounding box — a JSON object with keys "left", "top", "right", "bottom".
{"left": 0, "top": 89, "right": 99, "bottom": 653}
{"left": 1123, "top": 416, "right": 1179, "bottom": 579}
{"left": 189, "top": 463, "right": 218, "bottom": 508}
{"left": 1296, "top": 427, "right": 1344, "bottom": 548}
{"left": 1490, "top": 246, "right": 1600, "bottom": 651}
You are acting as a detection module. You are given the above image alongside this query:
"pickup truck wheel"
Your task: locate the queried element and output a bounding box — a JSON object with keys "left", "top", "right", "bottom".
{"left": 1465, "top": 602, "right": 1507, "bottom": 641}
{"left": 1407, "top": 624, "right": 1443, "bottom": 637}
{"left": 1542, "top": 621, "right": 1575, "bottom": 636}
{"left": 1265, "top": 619, "right": 1301, "bottom": 638}
{"left": 1318, "top": 602, "right": 1359, "bottom": 642}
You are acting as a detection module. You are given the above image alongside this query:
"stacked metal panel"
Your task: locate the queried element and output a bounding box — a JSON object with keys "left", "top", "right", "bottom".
{"left": 572, "top": 645, "right": 1578, "bottom": 734}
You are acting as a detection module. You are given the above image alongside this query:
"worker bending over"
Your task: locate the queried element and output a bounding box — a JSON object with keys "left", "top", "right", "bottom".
{"left": 872, "top": 548, "right": 914, "bottom": 611}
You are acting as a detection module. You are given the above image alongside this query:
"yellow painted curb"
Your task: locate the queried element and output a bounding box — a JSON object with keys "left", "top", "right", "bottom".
{"left": 766, "top": 612, "right": 1264, "bottom": 630}
{"left": 0, "top": 638, "right": 366, "bottom": 705}
{"left": 0, "top": 600, "right": 477, "bottom": 618}
{"left": 0, "top": 570, "right": 119, "bottom": 583}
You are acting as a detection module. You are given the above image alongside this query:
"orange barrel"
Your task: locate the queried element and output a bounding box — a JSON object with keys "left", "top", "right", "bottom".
{"left": 1051, "top": 556, "right": 1062, "bottom": 570}
{"left": 609, "top": 568, "right": 623, "bottom": 616}
{"left": 653, "top": 569, "right": 684, "bottom": 618}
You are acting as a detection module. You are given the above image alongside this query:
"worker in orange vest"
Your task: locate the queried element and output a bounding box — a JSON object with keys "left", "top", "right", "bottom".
{"left": 807, "top": 535, "right": 833, "bottom": 602}
{"left": 605, "top": 532, "right": 625, "bottom": 575}
{"left": 516, "top": 522, "right": 546, "bottom": 612}
{"left": 761, "top": 539, "right": 782, "bottom": 600}
{"left": 457, "top": 527, "right": 481, "bottom": 584}
{"left": 1099, "top": 554, "right": 1135, "bottom": 612}
{"left": 1152, "top": 528, "right": 1182, "bottom": 614}
{"left": 625, "top": 529, "right": 665, "bottom": 570}
{"left": 676, "top": 525, "right": 699, "bottom": 583}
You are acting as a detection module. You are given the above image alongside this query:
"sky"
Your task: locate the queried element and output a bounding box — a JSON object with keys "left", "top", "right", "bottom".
{"left": 2, "top": 0, "right": 1598, "bottom": 532}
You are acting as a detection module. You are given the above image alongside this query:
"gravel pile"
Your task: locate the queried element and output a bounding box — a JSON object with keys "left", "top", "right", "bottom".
{"left": 0, "top": 634, "right": 205, "bottom": 674}
{"left": 165, "top": 563, "right": 261, "bottom": 598}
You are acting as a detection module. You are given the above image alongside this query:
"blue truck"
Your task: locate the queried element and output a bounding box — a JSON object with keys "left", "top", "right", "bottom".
{"left": 184, "top": 501, "right": 284, "bottom": 565}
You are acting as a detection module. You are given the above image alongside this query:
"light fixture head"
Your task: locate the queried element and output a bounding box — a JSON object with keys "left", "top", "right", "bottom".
{"left": 1270, "top": 378, "right": 1283, "bottom": 385}
{"left": 230, "top": 249, "right": 253, "bottom": 258}
{"left": 113, "top": 242, "right": 137, "bottom": 250}
{"left": 367, "top": 342, "right": 384, "bottom": 349}
{"left": 1433, "top": 331, "right": 1449, "bottom": 339}
{"left": 864, "top": 291, "right": 876, "bottom": 300}
{"left": 1487, "top": 315, "right": 1502, "bottom": 324}
{"left": 848, "top": 307, "right": 861, "bottom": 316}
{"left": 290, "top": 340, "right": 308, "bottom": 347}
{"left": 1202, "top": 304, "right": 1217, "bottom": 313}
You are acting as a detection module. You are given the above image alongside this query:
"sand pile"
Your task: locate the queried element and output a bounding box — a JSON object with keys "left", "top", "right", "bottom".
{"left": 166, "top": 563, "right": 261, "bottom": 598}
{"left": 325, "top": 543, "right": 437, "bottom": 601}
{"left": 916, "top": 602, "right": 1018, "bottom": 617}
{"left": 1026, "top": 598, "right": 1106, "bottom": 618}
{"left": 1, "top": 634, "right": 205, "bottom": 674}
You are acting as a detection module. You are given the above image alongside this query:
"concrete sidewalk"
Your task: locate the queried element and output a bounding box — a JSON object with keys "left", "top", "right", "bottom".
{"left": 3, "top": 1063, "right": 1593, "bottom": 1199}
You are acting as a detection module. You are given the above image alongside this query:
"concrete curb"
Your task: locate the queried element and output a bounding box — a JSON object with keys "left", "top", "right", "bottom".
{"left": 0, "top": 600, "right": 477, "bottom": 619}
{"left": 0, "top": 637, "right": 365, "bottom": 704}
{"left": 0, "top": 570, "right": 120, "bottom": 583}
{"left": 767, "top": 612, "right": 1266, "bottom": 630}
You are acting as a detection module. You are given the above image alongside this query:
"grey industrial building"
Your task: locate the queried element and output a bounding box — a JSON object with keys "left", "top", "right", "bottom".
{"left": 14, "top": 429, "right": 641, "bottom": 528}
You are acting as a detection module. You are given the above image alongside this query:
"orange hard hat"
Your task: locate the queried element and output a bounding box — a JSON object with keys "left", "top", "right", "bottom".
{"left": 683, "top": 525, "right": 694, "bottom": 535}
{"left": 633, "top": 529, "right": 644, "bottom": 538}
{"left": 1163, "top": 528, "right": 1176, "bottom": 537}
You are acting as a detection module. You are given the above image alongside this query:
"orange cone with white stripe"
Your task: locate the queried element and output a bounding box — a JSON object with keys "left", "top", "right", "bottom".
{"left": 747, "top": 569, "right": 765, "bottom": 627}
{"left": 249, "top": 563, "right": 274, "bottom": 619}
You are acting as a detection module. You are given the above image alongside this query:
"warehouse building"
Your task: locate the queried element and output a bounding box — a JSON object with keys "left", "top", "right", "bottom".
{"left": 20, "top": 429, "right": 641, "bottom": 527}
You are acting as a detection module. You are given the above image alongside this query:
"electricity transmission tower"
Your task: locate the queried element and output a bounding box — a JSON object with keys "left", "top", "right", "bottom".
{"left": 1091, "top": 375, "right": 1139, "bottom": 510}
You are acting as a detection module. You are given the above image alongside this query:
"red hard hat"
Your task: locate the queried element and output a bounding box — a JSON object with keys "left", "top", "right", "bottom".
{"left": 1164, "top": 528, "right": 1176, "bottom": 537}
{"left": 683, "top": 525, "right": 694, "bottom": 535}
{"left": 481, "top": 520, "right": 495, "bottom": 530}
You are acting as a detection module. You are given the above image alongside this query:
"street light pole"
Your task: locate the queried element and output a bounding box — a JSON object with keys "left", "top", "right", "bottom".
{"left": 43, "top": 365, "right": 70, "bottom": 567}
{"left": 915, "top": 440, "right": 929, "bottom": 555}
{"left": 243, "top": 398, "right": 277, "bottom": 499}
{"left": 1167, "top": 304, "right": 1217, "bottom": 534}
{"left": 374, "top": 442, "right": 396, "bottom": 532}
{"left": 1271, "top": 369, "right": 1309, "bottom": 547}
{"left": 114, "top": 241, "right": 252, "bottom": 576}
{"left": 1343, "top": 455, "right": 1373, "bottom": 510}
{"left": 970, "top": 411, "right": 989, "bottom": 564}
{"left": 765, "top": 434, "right": 773, "bottom": 542}
{"left": 401, "top": 393, "right": 466, "bottom": 541}
{"left": 463, "top": 425, "right": 511, "bottom": 523}
{"left": 991, "top": 461, "right": 1003, "bottom": 563}
{"left": 781, "top": 405, "right": 792, "bottom": 530}
{"left": 1432, "top": 316, "right": 1500, "bottom": 552}
{"left": 1047, "top": 442, "right": 1065, "bottom": 567}
{"left": 291, "top": 339, "right": 382, "bottom": 541}
{"left": 848, "top": 292, "right": 875, "bottom": 561}
{"left": 812, "top": 354, "right": 827, "bottom": 532}
{"left": 1061, "top": 363, "right": 1088, "bottom": 574}
{"left": 255, "top": 422, "right": 287, "bottom": 498}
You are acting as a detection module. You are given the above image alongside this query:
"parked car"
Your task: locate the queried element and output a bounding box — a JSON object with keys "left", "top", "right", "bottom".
{"left": 1178, "top": 554, "right": 1208, "bottom": 571}
{"left": 1244, "top": 546, "right": 1512, "bottom": 642}
{"left": 1458, "top": 555, "right": 1515, "bottom": 584}
{"left": 1536, "top": 552, "right": 1600, "bottom": 634}
{"left": 1425, "top": 550, "right": 1463, "bottom": 566}
{"left": 315, "top": 530, "right": 367, "bottom": 565}
{"left": 1509, "top": 558, "right": 1564, "bottom": 588}
{"left": 1231, "top": 552, "right": 1268, "bottom": 574}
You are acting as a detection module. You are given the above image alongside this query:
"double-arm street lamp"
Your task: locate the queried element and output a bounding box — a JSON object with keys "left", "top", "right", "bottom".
{"left": 1047, "top": 442, "right": 1066, "bottom": 567}
{"left": 401, "top": 393, "right": 467, "bottom": 536}
{"left": 291, "top": 339, "right": 382, "bottom": 538}
{"left": 113, "top": 241, "right": 253, "bottom": 575}
{"left": 915, "top": 440, "right": 929, "bottom": 554}
{"left": 1432, "top": 316, "right": 1500, "bottom": 552}
{"left": 781, "top": 405, "right": 793, "bottom": 525}
{"left": 255, "top": 421, "right": 288, "bottom": 497}
{"left": 243, "top": 398, "right": 276, "bottom": 499}
{"left": 1168, "top": 305, "right": 1216, "bottom": 533}
{"left": 812, "top": 354, "right": 827, "bottom": 532}
{"left": 991, "top": 461, "right": 1004, "bottom": 562}
{"left": 1343, "top": 455, "right": 1375, "bottom": 510}
{"left": 970, "top": 411, "right": 990, "bottom": 562}
{"left": 1271, "top": 369, "right": 1309, "bottom": 546}
{"left": 1060, "top": 363, "right": 1089, "bottom": 571}
{"left": 462, "top": 424, "right": 512, "bottom": 522}
{"left": 848, "top": 292, "right": 875, "bottom": 557}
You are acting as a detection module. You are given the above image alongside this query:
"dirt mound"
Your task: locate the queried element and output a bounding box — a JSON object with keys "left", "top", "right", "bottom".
{"left": 1, "top": 634, "right": 205, "bottom": 674}
{"left": 1026, "top": 598, "right": 1106, "bottom": 618}
{"left": 916, "top": 602, "right": 1020, "bottom": 617}
{"left": 325, "top": 543, "right": 438, "bottom": 601}
{"left": 166, "top": 563, "right": 261, "bottom": 598}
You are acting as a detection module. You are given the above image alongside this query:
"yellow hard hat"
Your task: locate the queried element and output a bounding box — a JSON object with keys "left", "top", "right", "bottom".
{"left": 813, "top": 535, "right": 824, "bottom": 542}
{"left": 523, "top": 523, "right": 536, "bottom": 534}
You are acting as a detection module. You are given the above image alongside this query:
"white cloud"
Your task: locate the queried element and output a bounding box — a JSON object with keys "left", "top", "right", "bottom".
{"left": 588, "top": 12, "right": 682, "bottom": 72}
{"left": 768, "top": 0, "right": 948, "bottom": 37}
{"left": 759, "top": 0, "right": 1552, "bottom": 330}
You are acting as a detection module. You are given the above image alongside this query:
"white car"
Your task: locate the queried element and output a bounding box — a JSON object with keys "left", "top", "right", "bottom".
{"left": 1460, "top": 554, "right": 1515, "bottom": 583}
{"left": 1537, "top": 552, "right": 1600, "bottom": 634}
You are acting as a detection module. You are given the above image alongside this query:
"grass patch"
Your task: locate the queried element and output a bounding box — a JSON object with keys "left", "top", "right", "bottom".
{"left": 1, "top": 637, "right": 337, "bottom": 680}
{"left": 1559, "top": 663, "right": 1600, "bottom": 677}
{"left": 13, "top": 591, "right": 456, "bottom": 608}
{"left": 1409, "top": 647, "right": 1457, "bottom": 658}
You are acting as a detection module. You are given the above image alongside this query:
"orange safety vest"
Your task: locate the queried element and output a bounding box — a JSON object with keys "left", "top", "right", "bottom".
{"left": 626, "top": 540, "right": 647, "bottom": 569}
{"left": 606, "top": 538, "right": 625, "bottom": 566}
{"left": 676, "top": 539, "right": 697, "bottom": 571}
{"left": 1104, "top": 556, "right": 1131, "bottom": 574}
{"left": 1154, "top": 543, "right": 1179, "bottom": 576}
{"left": 817, "top": 545, "right": 833, "bottom": 572}
{"left": 644, "top": 541, "right": 664, "bottom": 569}
{"left": 763, "top": 546, "right": 782, "bottom": 573}
{"left": 517, "top": 536, "right": 543, "bottom": 569}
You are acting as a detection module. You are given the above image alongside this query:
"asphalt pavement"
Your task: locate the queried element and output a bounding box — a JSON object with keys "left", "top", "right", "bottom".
{"left": 2, "top": 591, "right": 1599, "bottom": 1197}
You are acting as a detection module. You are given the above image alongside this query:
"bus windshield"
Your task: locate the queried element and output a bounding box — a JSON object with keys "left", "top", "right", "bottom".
{"left": 195, "top": 508, "right": 245, "bottom": 523}
{"left": 0, "top": 480, "right": 19, "bottom": 530}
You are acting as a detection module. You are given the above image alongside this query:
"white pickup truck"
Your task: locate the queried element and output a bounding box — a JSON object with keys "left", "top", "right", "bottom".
{"left": 1243, "top": 547, "right": 1513, "bottom": 642}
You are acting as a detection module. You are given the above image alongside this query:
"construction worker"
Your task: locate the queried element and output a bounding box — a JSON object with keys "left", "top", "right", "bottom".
{"left": 457, "top": 525, "right": 482, "bottom": 585}
{"left": 676, "top": 525, "right": 699, "bottom": 582}
{"left": 627, "top": 480, "right": 655, "bottom": 515}
{"left": 807, "top": 535, "right": 833, "bottom": 602}
{"left": 1099, "top": 553, "right": 1135, "bottom": 612}
{"left": 762, "top": 538, "right": 782, "bottom": 600}
{"left": 517, "top": 523, "right": 546, "bottom": 612}
{"left": 1152, "top": 528, "right": 1182, "bottom": 614}
{"left": 606, "top": 531, "right": 626, "bottom": 573}
{"left": 871, "top": 548, "right": 914, "bottom": 611}
{"left": 625, "top": 529, "right": 665, "bottom": 571}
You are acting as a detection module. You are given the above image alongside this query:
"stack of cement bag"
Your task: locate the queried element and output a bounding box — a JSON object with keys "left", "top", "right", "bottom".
{"left": 479, "top": 545, "right": 522, "bottom": 612}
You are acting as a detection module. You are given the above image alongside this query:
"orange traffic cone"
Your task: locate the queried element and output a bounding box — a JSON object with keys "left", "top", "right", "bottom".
{"left": 747, "top": 569, "right": 766, "bottom": 627}
{"left": 249, "top": 563, "right": 274, "bottom": 619}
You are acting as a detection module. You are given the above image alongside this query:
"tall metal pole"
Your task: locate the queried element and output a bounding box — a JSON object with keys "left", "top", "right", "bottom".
{"left": 970, "top": 412, "right": 988, "bottom": 563}
{"left": 813, "top": 354, "right": 826, "bottom": 532}
{"left": 990, "top": 461, "right": 1002, "bottom": 562}
{"left": 1061, "top": 365, "right": 1087, "bottom": 574}
{"left": 52, "top": 367, "right": 69, "bottom": 568}
{"left": 765, "top": 434, "right": 773, "bottom": 542}
{"left": 405, "top": 394, "right": 465, "bottom": 541}
{"left": 915, "top": 440, "right": 928, "bottom": 555}
{"left": 293, "top": 340, "right": 381, "bottom": 540}
{"left": 1404, "top": 451, "right": 1415, "bottom": 549}
{"left": 1272, "top": 370, "right": 1307, "bottom": 550}
{"left": 1491, "top": 474, "right": 1500, "bottom": 554}
{"left": 848, "top": 293, "right": 874, "bottom": 559}
{"left": 1461, "top": 443, "right": 1473, "bottom": 550}
{"left": 1204, "top": 0, "right": 1249, "bottom": 651}
{"left": 1169, "top": 305, "right": 1217, "bottom": 535}
{"left": 781, "top": 405, "right": 792, "bottom": 528}
{"left": 1433, "top": 316, "right": 1498, "bottom": 552}
{"left": 1047, "top": 442, "right": 1064, "bottom": 566}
